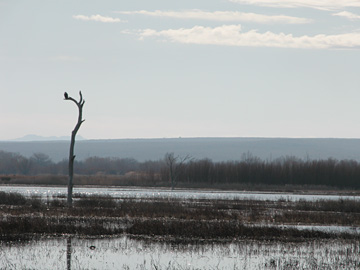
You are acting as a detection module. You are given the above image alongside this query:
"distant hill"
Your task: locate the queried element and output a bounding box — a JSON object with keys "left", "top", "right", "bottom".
{"left": 1, "top": 137, "right": 360, "bottom": 162}
{"left": 12, "top": 134, "right": 86, "bottom": 141}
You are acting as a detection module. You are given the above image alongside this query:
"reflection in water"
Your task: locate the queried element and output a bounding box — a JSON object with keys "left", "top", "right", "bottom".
{"left": 1, "top": 236, "right": 359, "bottom": 269}
{"left": 67, "top": 237, "right": 71, "bottom": 270}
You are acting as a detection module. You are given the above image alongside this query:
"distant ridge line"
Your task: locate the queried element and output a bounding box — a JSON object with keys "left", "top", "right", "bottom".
{"left": 0, "top": 137, "right": 360, "bottom": 162}
{"left": 11, "top": 134, "right": 86, "bottom": 142}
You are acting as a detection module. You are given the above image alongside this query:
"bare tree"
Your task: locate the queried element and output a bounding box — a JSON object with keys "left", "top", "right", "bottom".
{"left": 64, "top": 91, "right": 85, "bottom": 207}
{"left": 164, "top": 152, "right": 191, "bottom": 190}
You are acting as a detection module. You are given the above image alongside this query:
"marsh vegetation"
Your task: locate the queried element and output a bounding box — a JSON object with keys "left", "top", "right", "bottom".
{"left": 0, "top": 188, "right": 359, "bottom": 269}
{"left": 0, "top": 191, "right": 359, "bottom": 241}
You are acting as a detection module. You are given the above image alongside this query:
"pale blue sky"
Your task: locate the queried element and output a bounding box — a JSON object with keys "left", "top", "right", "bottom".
{"left": 1, "top": 0, "right": 360, "bottom": 140}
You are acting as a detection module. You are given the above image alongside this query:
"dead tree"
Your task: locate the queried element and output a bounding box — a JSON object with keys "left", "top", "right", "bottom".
{"left": 64, "top": 91, "right": 85, "bottom": 207}
{"left": 164, "top": 152, "right": 191, "bottom": 190}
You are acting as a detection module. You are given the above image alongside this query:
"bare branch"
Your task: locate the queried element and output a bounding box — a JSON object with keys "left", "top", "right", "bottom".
{"left": 164, "top": 152, "right": 192, "bottom": 190}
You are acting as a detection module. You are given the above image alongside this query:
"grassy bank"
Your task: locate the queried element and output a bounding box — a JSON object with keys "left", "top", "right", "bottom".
{"left": 0, "top": 191, "right": 359, "bottom": 242}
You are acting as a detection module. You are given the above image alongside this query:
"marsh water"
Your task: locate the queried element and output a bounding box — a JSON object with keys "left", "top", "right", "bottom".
{"left": 1, "top": 236, "right": 359, "bottom": 269}
{"left": 1, "top": 185, "right": 360, "bottom": 269}
{"left": 1, "top": 185, "right": 359, "bottom": 202}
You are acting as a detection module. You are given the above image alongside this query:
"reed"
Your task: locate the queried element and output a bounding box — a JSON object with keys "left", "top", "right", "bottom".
{"left": 0, "top": 192, "right": 359, "bottom": 241}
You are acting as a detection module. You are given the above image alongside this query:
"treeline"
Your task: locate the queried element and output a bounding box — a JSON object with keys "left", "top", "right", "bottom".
{"left": 0, "top": 151, "right": 145, "bottom": 175}
{"left": 180, "top": 156, "right": 360, "bottom": 189}
{"left": 0, "top": 150, "right": 360, "bottom": 189}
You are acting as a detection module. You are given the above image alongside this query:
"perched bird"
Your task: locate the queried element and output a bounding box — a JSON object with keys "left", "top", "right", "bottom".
{"left": 64, "top": 92, "right": 68, "bottom": 99}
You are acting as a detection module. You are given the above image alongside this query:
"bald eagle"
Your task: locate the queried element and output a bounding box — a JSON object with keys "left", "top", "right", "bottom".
{"left": 64, "top": 92, "right": 68, "bottom": 99}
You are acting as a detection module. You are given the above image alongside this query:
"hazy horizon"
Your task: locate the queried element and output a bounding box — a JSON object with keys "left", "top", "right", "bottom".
{"left": 6, "top": 133, "right": 360, "bottom": 142}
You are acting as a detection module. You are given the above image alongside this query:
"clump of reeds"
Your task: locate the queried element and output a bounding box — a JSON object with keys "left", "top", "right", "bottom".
{"left": 0, "top": 216, "right": 124, "bottom": 239}
{"left": 0, "top": 191, "right": 44, "bottom": 209}
{"left": 0, "top": 191, "right": 27, "bottom": 205}
{"left": 295, "top": 199, "right": 360, "bottom": 213}
{"left": 0, "top": 191, "right": 359, "bottom": 241}
{"left": 49, "top": 199, "right": 66, "bottom": 208}
{"left": 127, "top": 219, "right": 353, "bottom": 241}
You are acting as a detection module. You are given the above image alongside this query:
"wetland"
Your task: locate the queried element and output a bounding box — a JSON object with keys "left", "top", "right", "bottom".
{"left": 0, "top": 186, "right": 359, "bottom": 269}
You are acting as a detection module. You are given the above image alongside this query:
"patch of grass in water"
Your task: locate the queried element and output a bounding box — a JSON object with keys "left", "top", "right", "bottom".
{"left": 73, "top": 194, "right": 117, "bottom": 208}
{"left": 0, "top": 191, "right": 27, "bottom": 205}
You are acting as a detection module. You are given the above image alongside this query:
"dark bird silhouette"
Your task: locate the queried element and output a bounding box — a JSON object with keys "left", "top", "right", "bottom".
{"left": 64, "top": 92, "right": 68, "bottom": 99}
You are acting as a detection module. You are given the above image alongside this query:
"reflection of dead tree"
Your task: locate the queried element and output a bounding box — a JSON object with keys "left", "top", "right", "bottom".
{"left": 66, "top": 237, "right": 72, "bottom": 270}
{"left": 164, "top": 152, "right": 191, "bottom": 190}
{"left": 64, "top": 91, "right": 85, "bottom": 207}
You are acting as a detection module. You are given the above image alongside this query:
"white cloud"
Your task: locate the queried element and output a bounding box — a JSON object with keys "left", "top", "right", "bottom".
{"left": 117, "top": 10, "right": 311, "bottom": 24}
{"left": 333, "top": 11, "right": 360, "bottom": 20}
{"left": 229, "top": 0, "right": 360, "bottom": 10}
{"left": 73, "top": 14, "right": 125, "bottom": 23}
{"left": 135, "top": 24, "right": 360, "bottom": 49}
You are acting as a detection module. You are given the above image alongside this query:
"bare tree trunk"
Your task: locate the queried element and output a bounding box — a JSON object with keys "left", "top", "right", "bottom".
{"left": 64, "top": 91, "right": 85, "bottom": 207}
{"left": 165, "top": 153, "right": 176, "bottom": 190}
{"left": 164, "top": 152, "right": 191, "bottom": 190}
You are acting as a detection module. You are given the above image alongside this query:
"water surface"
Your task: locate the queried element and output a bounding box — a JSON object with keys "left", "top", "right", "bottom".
{"left": 1, "top": 236, "right": 359, "bottom": 269}
{"left": 1, "top": 185, "right": 358, "bottom": 202}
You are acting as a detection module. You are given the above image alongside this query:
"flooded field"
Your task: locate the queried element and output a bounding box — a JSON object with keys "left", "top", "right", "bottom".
{"left": 0, "top": 186, "right": 359, "bottom": 269}
{"left": 1, "top": 236, "right": 359, "bottom": 269}
{"left": 1, "top": 185, "right": 359, "bottom": 202}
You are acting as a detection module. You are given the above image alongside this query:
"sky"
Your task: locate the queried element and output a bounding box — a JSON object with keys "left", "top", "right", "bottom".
{"left": 1, "top": 0, "right": 360, "bottom": 140}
